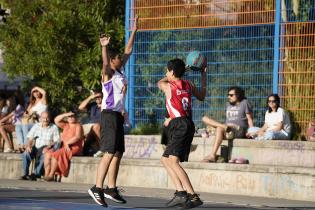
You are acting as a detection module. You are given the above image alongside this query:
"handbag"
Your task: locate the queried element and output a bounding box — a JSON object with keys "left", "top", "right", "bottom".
{"left": 21, "top": 112, "right": 38, "bottom": 124}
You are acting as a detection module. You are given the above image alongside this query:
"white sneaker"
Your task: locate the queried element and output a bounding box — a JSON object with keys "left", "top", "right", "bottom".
{"left": 3, "top": 148, "right": 14, "bottom": 153}
{"left": 93, "top": 151, "right": 104, "bottom": 158}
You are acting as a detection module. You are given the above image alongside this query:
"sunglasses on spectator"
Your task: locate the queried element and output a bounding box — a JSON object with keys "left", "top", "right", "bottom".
{"left": 227, "top": 94, "right": 236, "bottom": 97}
{"left": 68, "top": 115, "right": 76, "bottom": 118}
{"left": 268, "top": 100, "right": 276, "bottom": 103}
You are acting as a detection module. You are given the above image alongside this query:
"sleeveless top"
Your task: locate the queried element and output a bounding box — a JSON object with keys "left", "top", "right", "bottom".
{"left": 166, "top": 80, "right": 192, "bottom": 119}
{"left": 101, "top": 68, "right": 127, "bottom": 113}
{"left": 30, "top": 101, "right": 48, "bottom": 117}
{"left": 12, "top": 104, "right": 25, "bottom": 125}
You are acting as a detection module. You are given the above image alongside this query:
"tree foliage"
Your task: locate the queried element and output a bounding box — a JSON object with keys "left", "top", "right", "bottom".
{"left": 0, "top": 0, "right": 125, "bottom": 113}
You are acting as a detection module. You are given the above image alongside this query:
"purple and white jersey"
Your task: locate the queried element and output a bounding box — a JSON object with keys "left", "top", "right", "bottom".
{"left": 101, "top": 68, "right": 127, "bottom": 113}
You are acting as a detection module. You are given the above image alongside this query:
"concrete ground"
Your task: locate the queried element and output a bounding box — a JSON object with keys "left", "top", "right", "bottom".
{"left": 1, "top": 179, "right": 315, "bottom": 210}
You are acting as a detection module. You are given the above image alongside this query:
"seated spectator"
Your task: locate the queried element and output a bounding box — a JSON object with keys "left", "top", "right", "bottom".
{"left": 78, "top": 91, "right": 102, "bottom": 156}
{"left": 44, "top": 111, "right": 84, "bottom": 181}
{"left": 0, "top": 97, "right": 25, "bottom": 153}
{"left": 0, "top": 95, "right": 14, "bottom": 153}
{"left": 202, "top": 87, "right": 253, "bottom": 162}
{"left": 306, "top": 119, "right": 315, "bottom": 141}
{"left": 14, "top": 86, "right": 25, "bottom": 109}
{"left": 22, "top": 86, "right": 48, "bottom": 139}
{"left": 20, "top": 111, "right": 60, "bottom": 180}
{"left": 247, "top": 94, "right": 291, "bottom": 140}
{"left": 0, "top": 94, "right": 9, "bottom": 119}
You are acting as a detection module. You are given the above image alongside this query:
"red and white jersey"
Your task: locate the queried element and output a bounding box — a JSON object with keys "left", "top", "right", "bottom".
{"left": 166, "top": 80, "right": 192, "bottom": 119}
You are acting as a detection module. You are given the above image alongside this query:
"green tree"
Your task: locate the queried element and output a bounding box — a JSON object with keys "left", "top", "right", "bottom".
{"left": 0, "top": 0, "right": 125, "bottom": 114}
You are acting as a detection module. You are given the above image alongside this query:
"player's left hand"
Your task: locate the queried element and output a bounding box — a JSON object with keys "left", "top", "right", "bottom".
{"left": 133, "top": 15, "right": 139, "bottom": 31}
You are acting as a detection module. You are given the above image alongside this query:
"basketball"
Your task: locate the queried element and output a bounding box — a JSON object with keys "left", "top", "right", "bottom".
{"left": 186, "top": 51, "right": 207, "bottom": 72}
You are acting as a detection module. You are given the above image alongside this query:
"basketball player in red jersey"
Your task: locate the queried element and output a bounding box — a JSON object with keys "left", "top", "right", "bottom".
{"left": 157, "top": 58, "right": 206, "bottom": 209}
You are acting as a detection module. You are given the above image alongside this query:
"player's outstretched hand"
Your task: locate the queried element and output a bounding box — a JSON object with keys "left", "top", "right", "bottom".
{"left": 133, "top": 15, "right": 139, "bottom": 31}
{"left": 100, "top": 35, "right": 110, "bottom": 47}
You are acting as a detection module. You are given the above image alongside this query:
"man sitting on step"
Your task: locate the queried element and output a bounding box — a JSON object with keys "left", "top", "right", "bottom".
{"left": 202, "top": 86, "right": 253, "bottom": 162}
{"left": 20, "top": 111, "right": 60, "bottom": 180}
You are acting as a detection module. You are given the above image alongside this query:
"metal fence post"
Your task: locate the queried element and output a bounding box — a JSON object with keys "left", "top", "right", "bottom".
{"left": 125, "top": 0, "right": 135, "bottom": 126}
{"left": 273, "top": 0, "right": 281, "bottom": 94}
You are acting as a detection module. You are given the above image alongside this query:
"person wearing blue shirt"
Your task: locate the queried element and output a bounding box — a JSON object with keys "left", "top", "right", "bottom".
{"left": 79, "top": 90, "right": 102, "bottom": 156}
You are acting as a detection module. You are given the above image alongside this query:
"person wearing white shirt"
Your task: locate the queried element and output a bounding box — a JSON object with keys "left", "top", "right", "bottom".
{"left": 0, "top": 95, "right": 9, "bottom": 118}
{"left": 21, "top": 86, "right": 49, "bottom": 146}
{"left": 0, "top": 95, "right": 13, "bottom": 152}
{"left": 20, "top": 111, "right": 60, "bottom": 180}
{"left": 247, "top": 94, "right": 291, "bottom": 140}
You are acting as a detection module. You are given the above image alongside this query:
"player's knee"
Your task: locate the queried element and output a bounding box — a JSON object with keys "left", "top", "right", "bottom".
{"left": 168, "top": 156, "right": 179, "bottom": 165}
{"left": 217, "top": 127, "right": 225, "bottom": 133}
{"left": 160, "top": 156, "right": 168, "bottom": 166}
{"left": 114, "top": 151, "right": 122, "bottom": 158}
{"left": 202, "top": 116, "right": 208, "bottom": 123}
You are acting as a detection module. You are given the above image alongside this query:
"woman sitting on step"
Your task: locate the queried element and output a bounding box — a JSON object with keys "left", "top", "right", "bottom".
{"left": 247, "top": 94, "right": 291, "bottom": 140}
{"left": 0, "top": 96, "right": 25, "bottom": 153}
{"left": 43, "top": 111, "right": 84, "bottom": 181}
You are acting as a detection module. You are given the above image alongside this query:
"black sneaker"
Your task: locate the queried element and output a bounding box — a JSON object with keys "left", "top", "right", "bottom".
{"left": 188, "top": 193, "right": 203, "bottom": 208}
{"left": 88, "top": 185, "right": 108, "bottom": 207}
{"left": 166, "top": 191, "right": 190, "bottom": 208}
{"left": 103, "top": 187, "right": 127, "bottom": 204}
{"left": 19, "top": 175, "right": 29, "bottom": 180}
{"left": 29, "top": 173, "right": 37, "bottom": 181}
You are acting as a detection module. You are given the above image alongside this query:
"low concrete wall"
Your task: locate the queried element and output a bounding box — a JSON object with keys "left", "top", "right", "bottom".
{"left": 1, "top": 153, "right": 315, "bottom": 201}
{"left": 124, "top": 135, "right": 207, "bottom": 161}
{"left": 230, "top": 140, "right": 315, "bottom": 168}
{"left": 0, "top": 154, "right": 21, "bottom": 180}
{"left": 5, "top": 134, "right": 315, "bottom": 167}
{"left": 124, "top": 135, "right": 315, "bottom": 167}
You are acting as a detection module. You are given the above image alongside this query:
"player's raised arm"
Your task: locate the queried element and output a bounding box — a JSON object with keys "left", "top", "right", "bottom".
{"left": 100, "top": 35, "right": 110, "bottom": 82}
{"left": 191, "top": 66, "right": 207, "bottom": 101}
{"left": 122, "top": 15, "right": 138, "bottom": 66}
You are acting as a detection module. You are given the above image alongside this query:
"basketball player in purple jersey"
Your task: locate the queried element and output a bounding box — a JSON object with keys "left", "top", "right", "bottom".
{"left": 88, "top": 16, "right": 138, "bottom": 207}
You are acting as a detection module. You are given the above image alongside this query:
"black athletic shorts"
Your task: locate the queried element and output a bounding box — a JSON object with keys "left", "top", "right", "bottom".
{"left": 100, "top": 110, "right": 125, "bottom": 154}
{"left": 162, "top": 117, "right": 195, "bottom": 162}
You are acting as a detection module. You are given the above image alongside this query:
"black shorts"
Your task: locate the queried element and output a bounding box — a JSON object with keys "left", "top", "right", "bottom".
{"left": 234, "top": 127, "right": 247, "bottom": 138}
{"left": 162, "top": 117, "right": 195, "bottom": 162}
{"left": 100, "top": 110, "right": 125, "bottom": 154}
{"left": 161, "top": 125, "right": 169, "bottom": 145}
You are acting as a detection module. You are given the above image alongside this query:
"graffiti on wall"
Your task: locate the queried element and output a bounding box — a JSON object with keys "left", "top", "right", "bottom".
{"left": 125, "top": 136, "right": 158, "bottom": 158}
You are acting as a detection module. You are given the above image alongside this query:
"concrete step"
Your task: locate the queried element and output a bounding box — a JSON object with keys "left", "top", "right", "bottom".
{"left": 1, "top": 153, "right": 315, "bottom": 202}
{"left": 124, "top": 135, "right": 315, "bottom": 168}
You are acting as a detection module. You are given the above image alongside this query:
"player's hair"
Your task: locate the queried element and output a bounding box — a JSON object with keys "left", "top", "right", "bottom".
{"left": 108, "top": 49, "right": 121, "bottom": 60}
{"left": 167, "top": 59, "right": 186, "bottom": 78}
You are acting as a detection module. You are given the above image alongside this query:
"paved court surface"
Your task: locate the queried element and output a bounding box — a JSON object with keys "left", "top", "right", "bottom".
{"left": 1, "top": 179, "right": 315, "bottom": 210}
{"left": 0, "top": 188, "right": 269, "bottom": 210}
